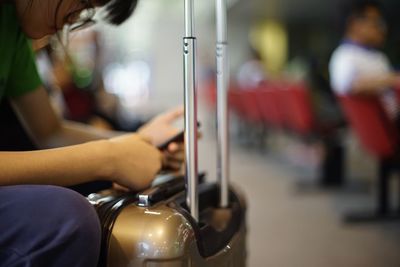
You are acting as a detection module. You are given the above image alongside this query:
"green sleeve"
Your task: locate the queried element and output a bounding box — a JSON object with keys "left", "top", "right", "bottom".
{"left": 5, "top": 29, "right": 42, "bottom": 97}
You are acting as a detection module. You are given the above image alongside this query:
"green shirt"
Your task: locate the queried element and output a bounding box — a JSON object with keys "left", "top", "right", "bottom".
{"left": 0, "top": 4, "right": 42, "bottom": 101}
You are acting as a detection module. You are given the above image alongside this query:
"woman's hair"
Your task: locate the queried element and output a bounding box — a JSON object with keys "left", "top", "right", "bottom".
{"left": 97, "top": 0, "right": 138, "bottom": 25}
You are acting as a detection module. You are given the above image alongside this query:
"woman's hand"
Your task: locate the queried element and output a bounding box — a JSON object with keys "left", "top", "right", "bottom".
{"left": 161, "top": 142, "right": 185, "bottom": 171}
{"left": 108, "top": 134, "right": 162, "bottom": 191}
{"left": 111, "top": 141, "right": 185, "bottom": 192}
{"left": 137, "top": 107, "right": 183, "bottom": 147}
{"left": 138, "top": 107, "right": 185, "bottom": 173}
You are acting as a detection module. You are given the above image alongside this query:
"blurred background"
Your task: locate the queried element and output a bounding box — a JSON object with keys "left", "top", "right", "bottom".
{"left": 36, "top": 0, "right": 400, "bottom": 266}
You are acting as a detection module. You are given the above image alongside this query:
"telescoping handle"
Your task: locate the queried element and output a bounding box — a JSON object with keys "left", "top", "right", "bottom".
{"left": 183, "top": 0, "right": 199, "bottom": 221}
{"left": 216, "top": 0, "right": 229, "bottom": 208}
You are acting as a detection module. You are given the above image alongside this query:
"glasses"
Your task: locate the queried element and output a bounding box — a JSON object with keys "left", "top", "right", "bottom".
{"left": 65, "top": 0, "right": 96, "bottom": 32}
{"left": 59, "top": 0, "right": 96, "bottom": 49}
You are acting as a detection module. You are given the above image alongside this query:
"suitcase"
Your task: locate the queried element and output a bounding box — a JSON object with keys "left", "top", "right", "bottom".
{"left": 88, "top": 174, "right": 247, "bottom": 266}
{"left": 88, "top": 0, "right": 247, "bottom": 265}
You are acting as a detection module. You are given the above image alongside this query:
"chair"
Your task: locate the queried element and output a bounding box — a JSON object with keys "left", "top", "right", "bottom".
{"left": 228, "top": 88, "right": 245, "bottom": 118}
{"left": 338, "top": 95, "right": 400, "bottom": 222}
{"left": 202, "top": 78, "right": 217, "bottom": 109}
{"left": 284, "top": 83, "right": 315, "bottom": 135}
{"left": 241, "top": 89, "right": 264, "bottom": 124}
{"left": 228, "top": 86, "right": 266, "bottom": 148}
{"left": 255, "top": 83, "right": 288, "bottom": 130}
{"left": 278, "top": 82, "right": 346, "bottom": 187}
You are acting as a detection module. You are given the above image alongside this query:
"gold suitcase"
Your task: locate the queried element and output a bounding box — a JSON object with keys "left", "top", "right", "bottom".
{"left": 88, "top": 175, "right": 247, "bottom": 267}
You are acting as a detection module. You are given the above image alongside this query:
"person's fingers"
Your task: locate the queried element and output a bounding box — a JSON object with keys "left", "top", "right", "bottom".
{"left": 165, "top": 153, "right": 185, "bottom": 163}
{"left": 167, "top": 128, "right": 181, "bottom": 138}
{"left": 163, "top": 160, "right": 182, "bottom": 171}
{"left": 164, "top": 148, "right": 184, "bottom": 160}
{"left": 170, "top": 142, "right": 185, "bottom": 151}
{"left": 161, "top": 154, "right": 169, "bottom": 170}
{"left": 165, "top": 146, "right": 184, "bottom": 160}
{"left": 162, "top": 147, "right": 185, "bottom": 170}
{"left": 112, "top": 182, "right": 130, "bottom": 192}
{"left": 159, "top": 106, "right": 184, "bottom": 123}
{"left": 167, "top": 142, "right": 180, "bottom": 152}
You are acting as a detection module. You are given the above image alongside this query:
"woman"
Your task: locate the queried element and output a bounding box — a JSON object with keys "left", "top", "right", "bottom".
{"left": 0, "top": 0, "right": 184, "bottom": 266}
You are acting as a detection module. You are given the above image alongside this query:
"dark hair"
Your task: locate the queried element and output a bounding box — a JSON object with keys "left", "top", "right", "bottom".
{"left": 97, "top": 0, "right": 138, "bottom": 25}
{"left": 335, "top": 0, "right": 385, "bottom": 33}
{"left": 345, "top": 0, "right": 384, "bottom": 20}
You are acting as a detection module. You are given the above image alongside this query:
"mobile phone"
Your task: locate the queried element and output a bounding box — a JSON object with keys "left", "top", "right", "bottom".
{"left": 157, "top": 122, "right": 201, "bottom": 150}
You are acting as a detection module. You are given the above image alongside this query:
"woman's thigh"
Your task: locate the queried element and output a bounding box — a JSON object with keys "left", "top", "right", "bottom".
{"left": 0, "top": 185, "right": 101, "bottom": 267}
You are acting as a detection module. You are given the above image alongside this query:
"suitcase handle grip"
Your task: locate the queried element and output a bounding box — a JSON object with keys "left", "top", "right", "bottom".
{"left": 137, "top": 173, "right": 205, "bottom": 207}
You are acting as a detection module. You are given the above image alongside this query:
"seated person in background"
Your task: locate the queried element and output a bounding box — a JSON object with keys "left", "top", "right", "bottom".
{"left": 0, "top": 0, "right": 184, "bottom": 266}
{"left": 236, "top": 46, "right": 267, "bottom": 90}
{"left": 329, "top": 0, "right": 400, "bottom": 108}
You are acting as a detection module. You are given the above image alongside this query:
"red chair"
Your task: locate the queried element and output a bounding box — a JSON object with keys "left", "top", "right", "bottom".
{"left": 255, "top": 83, "right": 288, "bottom": 129}
{"left": 284, "top": 83, "right": 315, "bottom": 135}
{"left": 202, "top": 78, "right": 217, "bottom": 109}
{"left": 338, "top": 95, "right": 400, "bottom": 222}
{"left": 393, "top": 86, "right": 400, "bottom": 105}
{"left": 240, "top": 89, "right": 263, "bottom": 123}
{"left": 254, "top": 81, "right": 346, "bottom": 187}
{"left": 227, "top": 85, "right": 267, "bottom": 148}
{"left": 228, "top": 88, "right": 245, "bottom": 118}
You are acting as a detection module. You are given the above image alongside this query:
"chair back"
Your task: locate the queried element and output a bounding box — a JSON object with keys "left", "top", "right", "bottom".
{"left": 284, "top": 83, "right": 315, "bottom": 135}
{"left": 338, "top": 95, "right": 398, "bottom": 158}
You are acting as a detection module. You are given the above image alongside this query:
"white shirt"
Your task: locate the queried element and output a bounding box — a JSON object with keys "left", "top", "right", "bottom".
{"left": 236, "top": 60, "right": 266, "bottom": 89}
{"left": 329, "top": 41, "right": 391, "bottom": 95}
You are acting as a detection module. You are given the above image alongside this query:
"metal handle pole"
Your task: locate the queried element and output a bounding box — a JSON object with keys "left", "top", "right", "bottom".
{"left": 216, "top": 0, "right": 230, "bottom": 208}
{"left": 184, "top": 0, "right": 194, "bottom": 37}
{"left": 183, "top": 0, "right": 199, "bottom": 221}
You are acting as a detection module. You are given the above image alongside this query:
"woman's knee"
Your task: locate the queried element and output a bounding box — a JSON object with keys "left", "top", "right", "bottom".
{"left": 44, "top": 185, "right": 101, "bottom": 244}
{"left": 42, "top": 186, "right": 101, "bottom": 266}
{"left": 0, "top": 185, "right": 101, "bottom": 266}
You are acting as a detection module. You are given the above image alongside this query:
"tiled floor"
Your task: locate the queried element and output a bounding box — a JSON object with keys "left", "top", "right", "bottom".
{"left": 198, "top": 125, "right": 400, "bottom": 267}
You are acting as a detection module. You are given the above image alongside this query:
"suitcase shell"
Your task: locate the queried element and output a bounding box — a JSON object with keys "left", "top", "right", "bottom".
{"left": 89, "top": 182, "right": 246, "bottom": 267}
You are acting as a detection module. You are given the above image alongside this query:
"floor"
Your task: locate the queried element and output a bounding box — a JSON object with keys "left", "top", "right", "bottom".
{"left": 197, "top": 122, "right": 400, "bottom": 267}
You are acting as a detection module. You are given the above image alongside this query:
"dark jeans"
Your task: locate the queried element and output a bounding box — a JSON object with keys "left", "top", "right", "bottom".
{"left": 0, "top": 185, "right": 101, "bottom": 267}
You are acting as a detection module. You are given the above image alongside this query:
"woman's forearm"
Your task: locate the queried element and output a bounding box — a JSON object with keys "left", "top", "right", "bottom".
{"left": 40, "top": 120, "right": 123, "bottom": 148}
{"left": 10, "top": 87, "right": 123, "bottom": 149}
{"left": 0, "top": 140, "right": 113, "bottom": 186}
